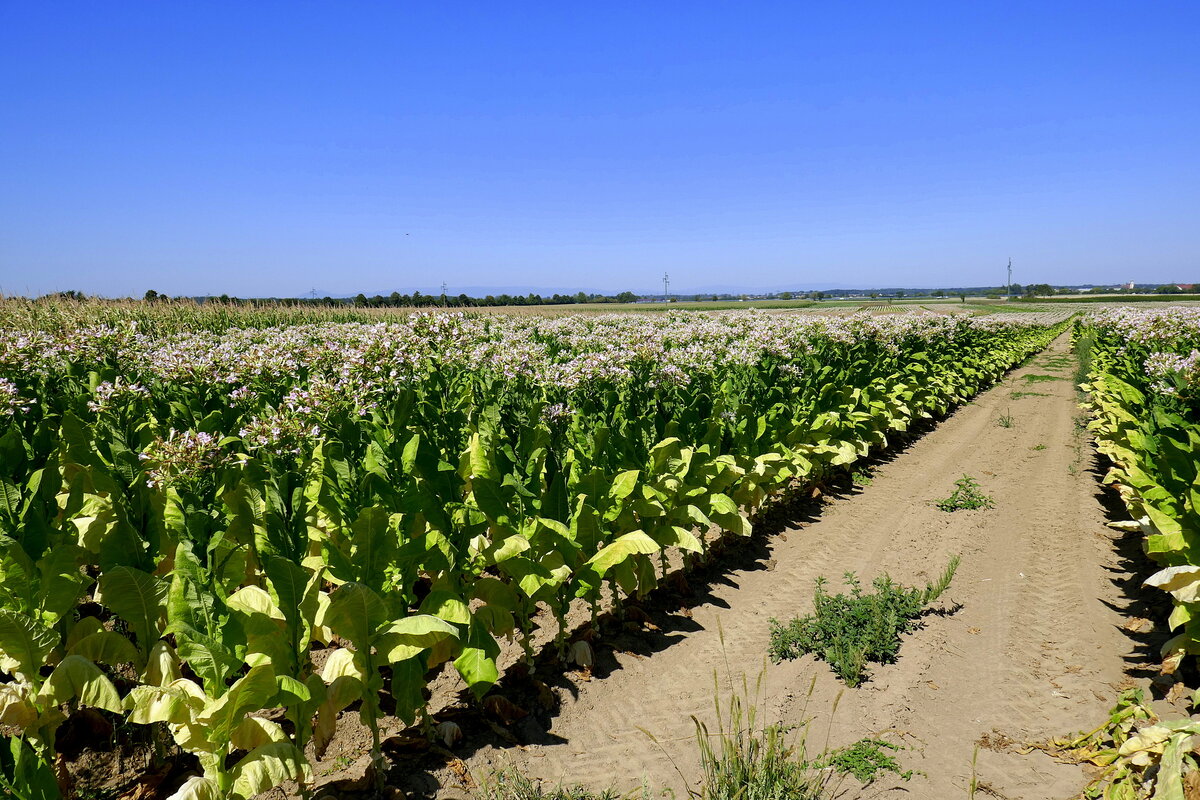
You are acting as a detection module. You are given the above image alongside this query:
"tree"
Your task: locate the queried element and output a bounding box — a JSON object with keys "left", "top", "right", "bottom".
{"left": 353, "top": 293, "right": 368, "bottom": 306}
{"left": 615, "top": 291, "right": 636, "bottom": 303}
{"left": 144, "top": 289, "right": 160, "bottom": 303}
{"left": 779, "top": 291, "right": 794, "bottom": 300}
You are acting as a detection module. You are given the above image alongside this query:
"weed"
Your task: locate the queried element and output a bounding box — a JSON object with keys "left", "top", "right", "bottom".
{"left": 852, "top": 468, "right": 874, "bottom": 487}
{"left": 936, "top": 476, "right": 993, "bottom": 512}
{"left": 995, "top": 409, "right": 1014, "bottom": 428}
{"left": 768, "top": 557, "right": 960, "bottom": 687}
{"left": 693, "top": 672, "right": 828, "bottom": 800}
{"left": 1031, "top": 443, "right": 1046, "bottom": 451}
{"left": 1009, "top": 391, "right": 1049, "bottom": 399}
{"left": 475, "top": 770, "right": 632, "bottom": 800}
{"left": 813, "top": 737, "right": 913, "bottom": 783}
{"left": 1023, "top": 373, "right": 1066, "bottom": 383}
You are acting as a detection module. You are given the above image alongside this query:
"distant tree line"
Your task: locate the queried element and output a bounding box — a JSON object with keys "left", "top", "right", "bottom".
{"left": 133, "top": 289, "right": 640, "bottom": 307}
{"left": 348, "top": 290, "right": 638, "bottom": 307}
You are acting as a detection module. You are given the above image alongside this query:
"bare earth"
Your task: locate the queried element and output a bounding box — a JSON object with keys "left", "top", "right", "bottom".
{"left": 458, "top": 335, "right": 1162, "bottom": 799}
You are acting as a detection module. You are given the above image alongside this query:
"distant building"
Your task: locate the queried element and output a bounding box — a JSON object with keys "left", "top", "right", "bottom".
{"left": 1123, "top": 281, "right": 1136, "bottom": 290}
{"left": 1177, "top": 284, "right": 1196, "bottom": 291}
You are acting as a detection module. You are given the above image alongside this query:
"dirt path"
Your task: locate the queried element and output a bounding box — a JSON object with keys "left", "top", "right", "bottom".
{"left": 460, "top": 335, "right": 1157, "bottom": 799}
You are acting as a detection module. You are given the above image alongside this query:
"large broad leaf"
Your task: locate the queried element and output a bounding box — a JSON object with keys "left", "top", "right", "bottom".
{"left": 652, "top": 525, "right": 702, "bottom": 553}
{"left": 229, "top": 741, "right": 311, "bottom": 800}
{"left": 144, "top": 640, "right": 182, "bottom": 686}
{"left": 98, "top": 566, "right": 167, "bottom": 653}
{"left": 229, "top": 716, "right": 288, "bottom": 751}
{"left": 470, "top": 477, "right": 511, "bottom": 525}
{"left": 608, "top": 470, "right": 640, "bottom": 501}
{"left": 418, "top": 590, "right": 471, "bottom": 625}
{"left": 124, "top": 683, "right": 196, "bottom": 725}
{"left": 264, "top": 556, "right": 321, "bottom": 659}
{"left": 323, "top": 582, "right": 387, "bottom": 648}
{"left": 376, "top": 615, "right": 460, "bottom": 663}
{"left": 585, "top": 531, "right": 660, "bottom": 576}
{"left": 349, "top": 505, "right": 395, "bottom": 589}
{"left": 164, "top": 776, "right": 219, "bottom": 800}
{"left": 68, "top": 630, "right": 143, "bottom": 669}
{"left": 453, "top": 616, "right": 500, "bottom": 700}
{"left": 197, "top": 664, "right": 276, "bottom": 744}
{"left": 226, "top": 585, "right": 289, "bottom": 669}
{"left": 0, "top": 609, "right": 58, "bottom": 681}
{"left": 0, "top": 478, "right": 21, "bottom": 521}
{"left": 37, "top": 655, "right": 122, "bottom": 712}
{"left": 391, "top": 656, "right": 427, "bottom": 726}
{"left": 0, "top": 682, "right": 38, "bottom": 729}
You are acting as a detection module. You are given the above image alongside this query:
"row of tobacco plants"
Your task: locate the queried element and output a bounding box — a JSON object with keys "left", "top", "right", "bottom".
{"left": 0, "top": 303, "right": 1067, "bottom": 799}
{"left": 1074, "top": 307, "right": 1200, "bottom": 792}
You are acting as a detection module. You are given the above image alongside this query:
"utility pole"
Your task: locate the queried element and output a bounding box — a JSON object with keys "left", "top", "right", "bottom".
{"left": 663, "top": 272, "right": 670, "bottom": 303}
{"left": 1006, "top": 258, "right": 1012, "bottom": 299}
{"left": 441, "top": 281, "right": 448, "bottom": 307}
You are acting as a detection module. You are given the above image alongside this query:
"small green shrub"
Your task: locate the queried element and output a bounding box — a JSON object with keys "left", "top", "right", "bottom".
{"left": 1031, "top": 443, "right": 1046, "bottom": 451}
{"left": 996, "top": 409, "right": 1015, "bottom": 428}
{"left": 851, "top": 468, "right": 874, "bottom": 487}
{"left": 814, "top": 737, "right": 913, "bottom": 783}
{"left": 936, "top": 475, "right": 993, "bottom": 512}
{"left": 768, "top": 557, "right": 959, "bottom": 687}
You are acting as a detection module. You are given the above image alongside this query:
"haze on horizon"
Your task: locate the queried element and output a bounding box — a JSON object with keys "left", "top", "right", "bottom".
{"left": 1, "top": 2, "right": 1197, "bottom": 299}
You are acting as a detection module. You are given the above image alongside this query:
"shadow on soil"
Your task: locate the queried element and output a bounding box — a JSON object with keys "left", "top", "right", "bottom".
{"left": 1086, "top": 455, "right": 1177, "bottom": 685}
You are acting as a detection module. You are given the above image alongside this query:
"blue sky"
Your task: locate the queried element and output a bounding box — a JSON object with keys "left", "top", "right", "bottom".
{"left": 2, "top": 2, "right": 1198, "bottom": 297}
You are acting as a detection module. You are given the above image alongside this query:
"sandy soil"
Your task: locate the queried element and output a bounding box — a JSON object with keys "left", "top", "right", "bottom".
{"left": 451, "top": 335, "right": 1170, "bottom": 799}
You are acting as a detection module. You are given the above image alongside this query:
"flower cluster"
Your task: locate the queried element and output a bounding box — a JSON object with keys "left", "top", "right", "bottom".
{"left": 140, "top": 429, "right": 230, "bottom": 489}
{"left": 1145, "top": 350, "right": 1200, "bottom": 397}
{"left": 0, "top": 377, "right": 33, "bottom": 417}
{"left": 87, "top": 378, "right": 151, "bottom": 413}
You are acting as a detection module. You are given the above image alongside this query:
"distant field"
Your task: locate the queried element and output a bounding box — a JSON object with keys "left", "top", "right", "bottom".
{"left": 1016, "top": 293, "right": 1200, "bottom": 304}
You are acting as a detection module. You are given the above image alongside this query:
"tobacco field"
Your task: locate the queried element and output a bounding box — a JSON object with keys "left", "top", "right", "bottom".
{"left": 0, "top": 303, "right": 1071, "bottom": 799}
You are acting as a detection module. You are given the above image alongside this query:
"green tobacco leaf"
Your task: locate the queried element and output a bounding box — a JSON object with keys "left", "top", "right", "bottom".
{"left": 349, "top": 505, "right": 395, "bottom": 589}
{"left": 0, "top": 478, "right": 21, "bottom": 520}
{"left": 229, "top": 742, "right": 311, "bottom": 800}
{"left": 68, "top": 630, "right": 142, "bottom": 669}
{"left": 470, "top": 477, "right": 511, "bottom": 525}
{"left": 124, "top": 683, "right": 196, "bottom": 725}
{"left": 99, "top": 566, "right": 167, "bottom": 653}
{"left": 376, "top": 614, "right": 459, "bottom": 663}
{"left": 37, "top": 655, "right": 122, "bottom": 712}
{"left": 0, "top": 609, "right": 58, "bottom": 681}
{"left": 609, "top": 470, "right": 640, "bottom": 501}
{"left": 390, "top": 656, "right": 426, "bottom": 726}
{"left": 198, "top": 664, "right": 276, "bottom": 743}
{"left": 586, "top": 530, "right": 660, "bottom": 576}
{"left": 324, "top": 582, "right": 387, "bottom": 647}
{"left": 419, "top": 590, "right": 471, "bottom": 625}
{"left": 652, "top": 525, "right": 702, "bottom": 553}
{"left": 453, "top": 616, "right": 499, "bottom": 699}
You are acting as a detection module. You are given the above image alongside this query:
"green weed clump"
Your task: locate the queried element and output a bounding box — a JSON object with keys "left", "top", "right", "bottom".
{"left": 768, "top": 557, "right": 959, "bottom": 687}
{"left": 851, "top": 468, "right": 874, "bottom": 487}
{"left": 936, "top": 475, "right": 993, "bottom": 512}
{"left": 814, "top": 738, "right": 913, "bottom": 783}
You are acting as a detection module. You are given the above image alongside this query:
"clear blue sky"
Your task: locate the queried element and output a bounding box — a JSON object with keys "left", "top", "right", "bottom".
{"left": 2, "top": 2, "right": 1198, "bottom": 297}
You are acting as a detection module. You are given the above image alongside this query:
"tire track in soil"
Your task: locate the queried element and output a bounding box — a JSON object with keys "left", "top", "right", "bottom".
{"left": 459, "top": 335, "right": 1152, "bottom": 799}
